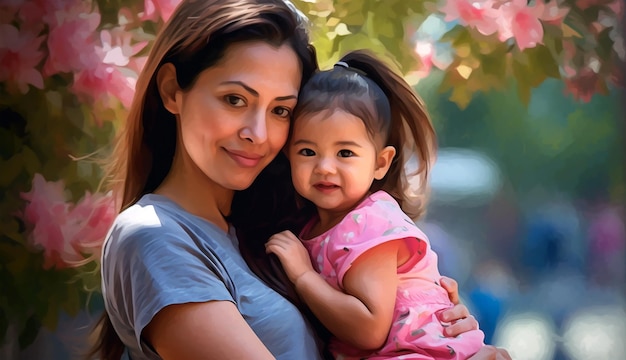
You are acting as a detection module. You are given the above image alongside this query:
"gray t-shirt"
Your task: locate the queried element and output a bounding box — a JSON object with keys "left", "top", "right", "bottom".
{"left": 101, "top": 194, "right": 322, "bottom": 359}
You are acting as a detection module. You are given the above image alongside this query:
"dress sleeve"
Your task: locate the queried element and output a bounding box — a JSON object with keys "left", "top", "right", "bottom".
{"left": 103, "top": 225, "right": 234, "bottom": 352}
{"left": 326, "top": 201, "right": 429, "bottom": 289}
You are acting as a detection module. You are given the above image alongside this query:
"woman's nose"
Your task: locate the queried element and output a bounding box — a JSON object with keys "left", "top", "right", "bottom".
{"left": 239, "top": 111, "right": 268, "bottom": 144}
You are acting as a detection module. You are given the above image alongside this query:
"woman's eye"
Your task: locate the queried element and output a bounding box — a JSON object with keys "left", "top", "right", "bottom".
{"left": 338, "top": 149, "right": 354, "bottom": 157}
{"left": 298, "top": 148, "right": 315, "bottom": 156}
{"left": 273, "top": 107, "right": 292, "bottom": 118}
{"left": 225, "top": 95, "right": 245, "bottom": 107}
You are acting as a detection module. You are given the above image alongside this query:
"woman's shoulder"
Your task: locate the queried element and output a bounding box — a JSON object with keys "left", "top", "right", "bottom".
{"left": 112, "top": 195, "right": 174, "bottom": 233}
{"left": 106, "top": 194, "right": 194, "bottom": 252}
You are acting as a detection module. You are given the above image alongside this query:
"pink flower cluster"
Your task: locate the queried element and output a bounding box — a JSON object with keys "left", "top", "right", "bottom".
{"left": 439, "top": 0, "right": 569, "bottom": 50}
{"left": 142, "top": 0, "right": 180, "bottom": 23}
{"left": 0, "top": 0, "right": 148, "bottom": 110}
{"left": 20, "top": 174, "right": 116, "bottom": 270}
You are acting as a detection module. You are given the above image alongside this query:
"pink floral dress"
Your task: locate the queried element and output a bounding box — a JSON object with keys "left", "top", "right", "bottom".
{"left": 300, "top": 191, "right": 484, "bottom": 359}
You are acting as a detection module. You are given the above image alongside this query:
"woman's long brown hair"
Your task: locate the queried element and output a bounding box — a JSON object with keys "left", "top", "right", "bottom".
{"left": 86, "top": 0, "right": 319, "bottom": 358}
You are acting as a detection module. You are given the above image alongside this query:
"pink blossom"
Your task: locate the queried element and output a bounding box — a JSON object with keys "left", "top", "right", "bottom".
{"left": 142, "top": 0, "right": 180, "bottom": 23}
{"left": 0, "top": 0, "right": 20, "bottom": 23}
{"left": 439, "top": 0, "right": 499, "bottom": 35}
{"left": 99, "top": 28, "right": 148, "bottom": 68}
{"left": 21, "top": 174, "right": 116, "bottom": 269}
{"left": 14, "top": 0, "right": 81, "bottom": 28}
{"left": 414, "top": 41, "right": 434, "bottom": 78}
{"left": 141, "top": 0, "right": 158, "bottom": 22}
{"left": 63, "top": 191, "right": 117, "bottom": 266}
{"left": 71, "top": 61, "right": 136, "bottom": 111}
{"left": 575, "top": 0, "right": 620, "bottom": 12}
{"left": 43, "top": 11, "right": 101, "bottom": 76}
{"left": 497, "top": 0, "right": 544, "bottom": 50}
{"left": 563, "top": 67, "right": 602, "bottom": 102}
{"left": 608, "top": 0, "right": 623, "bottom": 17}
{"left": 0, "top": 24, "right": 44, "bottom": 94}
{"left": 537, "top": 0, "right": 570, "bottom": 24}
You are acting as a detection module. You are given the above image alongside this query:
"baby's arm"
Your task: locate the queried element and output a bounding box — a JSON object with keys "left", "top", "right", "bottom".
{"left": 266, "top": 230, "right": 402, "bottom": 350}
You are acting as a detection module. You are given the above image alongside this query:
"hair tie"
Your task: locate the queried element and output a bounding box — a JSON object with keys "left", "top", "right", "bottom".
{"left": 334, "top": 61, "right": 367, "bottom": 76}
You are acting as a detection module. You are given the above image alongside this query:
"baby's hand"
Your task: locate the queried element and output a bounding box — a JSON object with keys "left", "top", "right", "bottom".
{"left": 265, "top": 230, "right": 315, "bottom": 284}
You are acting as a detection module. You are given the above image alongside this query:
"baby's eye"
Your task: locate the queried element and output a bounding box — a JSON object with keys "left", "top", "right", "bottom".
{"left": 298, "top": 148, "right": 315, "bottom": 156}
{"left": 338, "top": 150, "right": 354, "bottom": 157}
{"left": 224, "top": 95, "right": 245, "bottom": 107}
{"left": 273, "top": 107, "right": 292, "bottom": 119}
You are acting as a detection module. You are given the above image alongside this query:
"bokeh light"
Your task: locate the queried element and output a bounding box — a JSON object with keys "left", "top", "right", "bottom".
{"left": 562, "top": 305, "right": 626, "bottom": 360}
{"left": 492, "top": 312, "right": 557, "bottom": 360}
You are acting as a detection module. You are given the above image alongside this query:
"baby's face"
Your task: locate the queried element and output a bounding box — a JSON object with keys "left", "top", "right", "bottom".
{"left": 288, "top": 109, "right": 383, "bottom": 216}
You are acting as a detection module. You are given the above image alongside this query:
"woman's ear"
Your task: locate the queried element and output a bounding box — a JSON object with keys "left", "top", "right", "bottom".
{"left": 374, "top": 146, "right": 396, "bottom": 180}
{"left": 156, "top": 63, "right": 181, "bottom": 115}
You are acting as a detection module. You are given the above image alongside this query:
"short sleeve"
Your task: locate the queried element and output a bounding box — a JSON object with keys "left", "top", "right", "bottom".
{"left": 103, "top": 225, "right": 234, "bottom": 352}
{"left": 326, "top": 197, "right": 428, "bottom": 289}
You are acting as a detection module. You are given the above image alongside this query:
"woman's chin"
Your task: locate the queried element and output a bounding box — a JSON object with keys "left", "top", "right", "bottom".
{"left": 222, "top": 176, "right": 258, "bottom": 191}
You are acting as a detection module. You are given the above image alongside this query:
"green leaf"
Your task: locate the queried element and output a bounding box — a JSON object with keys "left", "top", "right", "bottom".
{"left": 18, "top": 315, "right": 40, "bottom": 349}
{"left": 406, "top": 0, "right": 427, "bottom": 13}
{"left": 0, "top": 307, "right": 8, "bottom": 345}
{"left": 20, "top": 146, "right": 42, "bottom": 175}
{"left": 440, "top": 25, "right": 470, "bottom": 44}
{"left": 527, "top": 45, "right": 561, "bottom": 79}
{"left": 61, "top": 286, "right": 82, "bottom": 316}
{"left": 478, "top": 45, "right": 508, "bottom": 78}
{"left": 337, "top": 33, "right": 387, "bottom": 57}
{"left": 512, "top": 60, "right": 532, "bottom": 105}
{"left": 0, "top": 154, "right": 23, "bottom": 188}
{"left": 449, "top": 83, "right": 473, "bottom": 109}
{"left": 0, "top": 217, "right": 22, "bottom": 243}
{"left": 543, "top": 24, "right": 563, "bottom": 58}
{"left": 335, "top": 0, "right": 367, "bottom": 26}
{"left": 596, "top": 27, "right": 615, "bottom": 61}
{"left": 439, "top": 67, "right": 474, "bottom": 109}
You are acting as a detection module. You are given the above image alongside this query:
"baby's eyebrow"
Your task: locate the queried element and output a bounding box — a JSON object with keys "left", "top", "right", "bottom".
{"left": 292, "top": 139, "right": 315, "bottom": 146}
{"left": 292, "top": 139, "right": 363, "bottom": 148}
{"left": 334, "top": 141, "right": 362, "bottom": 148}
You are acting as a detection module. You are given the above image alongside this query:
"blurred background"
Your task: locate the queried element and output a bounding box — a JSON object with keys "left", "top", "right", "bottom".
{"left": 0, "top": 0, "right": 624, "bottom": 359}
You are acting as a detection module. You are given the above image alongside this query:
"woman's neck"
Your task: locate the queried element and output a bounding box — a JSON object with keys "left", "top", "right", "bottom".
{"left": 155, "top": 151, "right": 234, "bottom": 232}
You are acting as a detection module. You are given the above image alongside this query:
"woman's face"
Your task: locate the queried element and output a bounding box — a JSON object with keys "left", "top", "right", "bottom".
{"left": 162, "top": 41, "right": 302, "bottom": 191}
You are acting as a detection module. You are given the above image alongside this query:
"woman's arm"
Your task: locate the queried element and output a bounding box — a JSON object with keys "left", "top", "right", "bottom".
{"left": 266, "top": 230, "right": 401, "bottom": 350}
{"left": 144, "top": 301, "right": 275, "bottom": 360}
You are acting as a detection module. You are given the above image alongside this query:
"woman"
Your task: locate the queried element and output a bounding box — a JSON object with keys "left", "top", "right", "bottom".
{"left": 89, "top": 0, "right": 510, "bottom": 359}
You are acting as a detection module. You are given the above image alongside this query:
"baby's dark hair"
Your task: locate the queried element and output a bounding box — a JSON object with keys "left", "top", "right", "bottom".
{"left": 293, "top": 50, "right": 437, "bottom": 219}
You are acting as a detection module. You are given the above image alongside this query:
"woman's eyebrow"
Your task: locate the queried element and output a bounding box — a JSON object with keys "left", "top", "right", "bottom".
{"left": 335, "top": 141, "right": 362, "bottom": 148}
{"left": 220, "top": 80, "right": 298, "bottom": 101}
{"left": 221, "top": 80, "right": 259, "bottom": 96}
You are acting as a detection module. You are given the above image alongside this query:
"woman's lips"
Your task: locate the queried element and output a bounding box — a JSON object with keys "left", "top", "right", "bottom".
{"left": 224, "top": 148, "right": 263, "bottom": 168}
